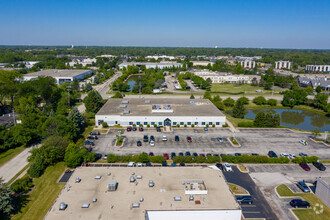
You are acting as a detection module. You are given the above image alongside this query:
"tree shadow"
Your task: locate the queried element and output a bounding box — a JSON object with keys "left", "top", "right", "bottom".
{"left": 12, "top": 194, "right": 30, "bottom": 215}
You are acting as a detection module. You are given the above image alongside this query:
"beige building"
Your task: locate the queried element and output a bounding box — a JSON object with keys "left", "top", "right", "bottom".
{"left": 191, "top": 61, "right": 214, "bottom": 66}
{"left": 192, "top": 70, "right": 260, "bottom": 84}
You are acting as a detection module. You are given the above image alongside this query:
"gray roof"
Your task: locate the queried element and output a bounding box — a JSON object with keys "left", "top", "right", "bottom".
{"left": 96, "top": 98, "right": 224, "bottom": 117}
{"left": 24, "top": 69, "right": 91, "bottom": 77}
{"left": 298, "top": 76, "right": 330, "bottom": 88}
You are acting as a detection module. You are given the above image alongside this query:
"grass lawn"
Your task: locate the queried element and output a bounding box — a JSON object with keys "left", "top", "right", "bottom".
{"left": 225, "top": 113, "right": 253, "bottom": 127}
{"left": 276, "top": 184, "right": 330, "bottom": 220}
{"left": 11, "top": 162, "right": 66, "bottom": 220}
{"left": 229, "top": 183, "right": 249, "bottom": 195}
{"left": 0, "top": 146, "right": 25, "bottom": 167}
{"left": 211, "top": 83, "right": 283, "bottom": 94}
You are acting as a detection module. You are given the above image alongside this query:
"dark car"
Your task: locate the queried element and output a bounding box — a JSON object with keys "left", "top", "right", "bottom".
{"left": 87, "top": 135, "right": 98, "bottom": 140}
{"left": 206, "top": 153, "right": 212, "bottom": 157}
{"left": 236, "top": 195, "right": 253, "bottom": 204}
{"left": 251, "top": 153, "right": 259, "bottom": 156}
{"left": 175, "top": 135, "right": 180, "bottom": 141}
{"left": 150, "top": 135, "right": 155, "bottom": 141}
{"left": 213, "top": 154, "right": 219, "bottom": 157}
{"left": 199, "top": 154, "right": 205, "bottom": 157}
{"left": 179, "top": 152, "right": 184, "bottom": 156}
{"left": 185, "top": 151, "right": 191, "bottom": 156}
{"left": 162, "top": 162, "right": 167, "bottom": 167}
{"left": 126, "top": 127, "right": 132, "bottom": 131}
{"left": 171, "top": 163, "right": 177, "bottom": 167}
{"left": 156, "top": 127, "right": 161, "bottom": 132}
{"left": 193, "top": 152, "right": 198, "bottom": 157}
{"left": 299, "top": 152, "right": 308, "bottom": 157}
{"left": 290, "top": 199, "right": 310, "bottom": 208}
{"left": 137, "top": 141, "right": 142, "bottom": 147}
{"left": 186, "top": 86, "right": 191, "bottom": 89}
{"left": 299, "top": 162, "right": 310, "bottom": 171}
{"left": 132, "top": 126, "right": 137, "bottom": 131}
{"left": 143, "top": 135, "right": 148, "bottom": 142}
{"left": 87, "top": 147, "right": 92, "bottom": 152}
{"left": 235, "top": 153, "right": 242, "bottom": 156}
{"left": 297, "top": 181, "right": 310, "bottom": 193}
{"left": 90, "top": 131, "right": 100, "bottom": 135}
{"left": 95, "top": 153, "right": 102, "bottom": 160}
{"left": 187, "top": 136, "right": 192, "bottom": 142}
{"left": 204, "top": 127, "right": 208, "bottom": 131}
{"left": 139, "top": 127, "right": 144, "bottom": 132}
{"left": 163, "top": 153, "right": 169, "bottom": 160}
{"left": 268, "top": 151, "right": 278, "bottom": 158}
{"left": 171, "top": 152, "right": 176, "bottom": 159}
{"left": 216, "top": 163, "right": 223, "bottom": 170}
{"left": 180, "top": 162, "right": 185, "bottom": 166}
{"left": 84, "top": 140, "right": 95, "bottom": 146}
{"left": 313, "top": 162, "right": 326, "bottom": 171}
{"left": 149, "top": 152, "right": 154, "bottom": 156}
{"left": 146, "top": 162, "right": 151, "bottom": 167}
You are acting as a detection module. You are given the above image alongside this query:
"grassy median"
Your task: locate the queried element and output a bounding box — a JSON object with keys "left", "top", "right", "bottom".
{"left": 0, "top": 146, "right": 25, "bottom": 167}
{"left": 276, "top": 184, "right": 329, "bottom": 220}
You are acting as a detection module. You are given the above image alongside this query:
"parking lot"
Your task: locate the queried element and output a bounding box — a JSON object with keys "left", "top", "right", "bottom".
{"left": 90, "top": 128, "right": 330, "bottom": 159}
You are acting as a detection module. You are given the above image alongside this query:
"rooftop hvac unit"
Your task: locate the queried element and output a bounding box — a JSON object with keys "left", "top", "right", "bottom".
{"left": 121, "top": 100, "right": 129, "bottom": 104}
{"left": 174, "top": 196, "right": 181, "bottom": 201}
{"left": 123, "top": 109, "right": 130, "bottom": 114}
{"left": 107, "top": 180, "right": 117, "bottom": 191}
{"left": 81, "top": 203, "right": 90, "bottom": 208}
{"left": 132, "top": 202, "right": 140, "bottom": 208}
{"left": 190, "top": 101, "right": 195, "bottom": 105}
{"left": 164, "top": 104, "right": 171, "bottom": 109}
{"left": 119, "top": 104, "right": 127, "bottom": 108}
{"left": 145, "top": 100, "right": 150, "bottom": 104}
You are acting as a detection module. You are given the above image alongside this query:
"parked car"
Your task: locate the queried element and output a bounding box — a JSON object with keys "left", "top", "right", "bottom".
{"left": 297, "top": 181, "right": 310, "bottom": 193}
{"left": 132, "top": 126, "right": 137, "bottom": 131}
{"left": 313, "top": 162, "right": 326, "bottom": 171}
{"left": 90, "top": 131, "right": 100, "bottom": 135}
{"left": 171, "top": 152, "right": 176, "bottom": 159}
{"left": 150, "top": 135, "right": 155, "bottom": 141}
{"left": 171, "top": 163, "right": 177, "bottom": 167}
{"left": 103, "top": 154, "right": 109, "bottom": 160}
{"left": 251, "top": 153, "right": 259, "bottom": 156}
{"left": 193, "top": 152, "right": 198, "bottom": 157}
{"left": 280, "top": 152, "right": 288, "bottom": 157}
{"left": 290, "top": 199, "right": 310, "bottom": 208}
{"left": 162, "top": 135, "right": 167, "bottom": 141}
{"left": 126, "top": 127, "right": 132, "bottom": 131}
{"left": 216, "top": 163, "right": 223, "bottom": 170}
{"left": 139, "top": 127, "right": 144, "bottom": 132}
{"left": 156, "top": 127, "right": 161, "bottom": 132}
{"left": 204, "top": 127, "right": 208, "bottom": 131}
{"left": 146, "top": 162, "right": 151, "bottom": 167}
{"left": 149, "top": 140, "right": 155, "bottom": 146}
{"left": 149, "top": 152, "right": 154, "bottom": 156}
{"left": 299, "top": 140, "right": 308, "bottom": 145}
{"left": 143, "top": 135, "right": 148, "bottom": 142}
{"left": 299, "top": 152, "right": 308, "bottom": 157}
{"left": 84, "top": 140, "right": 95, "bottom": 146}
{"left": 268, "top": 151, "right": 278, "bottom": 158}
{"left": 299, "top": 162, "right": 310, "bottom": 171}
{"left": 87, "top": 135, "right": 98, "bottom": 140}
{"left": 187, "top": 136, "right": 192, "bottom": 142}
{"left": 128, "top": 162, "right": 135, "bottom": 167}
{"left": 224, "top": 163, "right": 232, "bottom": 172}
{"left": 199, "top": 154, "right": 205, "bottom": 157}
{"left": 213, "top": 154, "right": 219, "bottom": 157}
{"left": 289, "top": 154, "right": 296, "bottom": 159}
{"left": 137, "top": 162, "right": 143, "bottom": 167}
{"left": 179, "top": 152, "right": 184, "bottom": 156}
{"left": 234, "top": 153, "right": 242, "bottom": 156}
{"left": 217, "top": 137, "right": 223, "bottom": 143}
{"left": 180, "top": 162, "right": 185, "bottom": 166}
{"left": 137, "top": 141, "right": 142, "bottom": 147}
{"left": 175, "top": 135, "right": 180, "bottom": 141}
{"left": 162, "top": 162, "right": 167, "bottom": 166}
{"left": 185, "top": 151, "right": 191, "bottom": 156}
{"left": 163, "top": 153, "right": 169, "bottom": 160}
{"left": 236, "top": 195, "right": 253, "bottom": 204}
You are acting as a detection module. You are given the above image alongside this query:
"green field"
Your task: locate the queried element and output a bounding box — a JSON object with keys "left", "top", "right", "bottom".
{"left": 0, "top": 146, "right": 25, "bottom": 167}
{"left": 211, "top": 83, "right": 283, "bottom": 94}
{"left": 276, "top": 184, "right": 329, "bottom": 220}
{"left": 11, "top": 162, "right": 66, "bottom": 220}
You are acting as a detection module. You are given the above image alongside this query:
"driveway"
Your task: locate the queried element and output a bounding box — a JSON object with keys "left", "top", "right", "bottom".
{"left": 223, "top": 166, "right": 277, "bottom": 219}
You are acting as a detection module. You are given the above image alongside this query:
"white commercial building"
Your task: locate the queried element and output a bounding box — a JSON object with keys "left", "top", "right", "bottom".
{"left": 240, "top": 60, "right": 256, "bottom": 69}
{"left": 193, "top": 70, "right": 260, "bottom": 84}
{"left": 119, "top": 62, "right": 183, "bottom": 70}
{"left": 191, "top": 61, "right": 215, "bottom": 66}
{"left": 275, "top": 61, "right": 292, "bottom": 69}
{"left": 146, "top": 55, "right": 176, "bottom": 60}
{"left": 95, "top": 98, "right": 226, "bottom": 127}
{"left": 23, "top": 69, "right": 92, "bottom": 84}
{"left": 67, "top": 58, "right": 97, "bottom": 67}
{"left": 306, "top": 65, "right": 330, "bottom": 72}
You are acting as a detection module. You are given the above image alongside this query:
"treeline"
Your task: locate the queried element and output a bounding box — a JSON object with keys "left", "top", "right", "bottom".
{"left": 180, "top": 72, "right": 211, "bottom": 90}
{"left": 111, "top": 65, "right": 139, "bottom": 91}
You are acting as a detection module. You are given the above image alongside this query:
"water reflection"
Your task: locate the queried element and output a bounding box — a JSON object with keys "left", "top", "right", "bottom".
{"left": 281, "top": 110, "right": 305, "bottom": 126}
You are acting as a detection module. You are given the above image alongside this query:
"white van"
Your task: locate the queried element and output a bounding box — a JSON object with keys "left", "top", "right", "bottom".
{"left": 128, "top": 162, "right": 135, "bottom": 167}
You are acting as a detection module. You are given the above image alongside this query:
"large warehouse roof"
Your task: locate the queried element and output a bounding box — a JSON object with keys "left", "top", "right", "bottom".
{"left": 46, "top": 166, "right": 240, "bottom": 220}
{"left": 24, "top": 69, "right": 91, "bottom": 77}
{"left": 96, "top": 98, "right": 224, "bottom": 117}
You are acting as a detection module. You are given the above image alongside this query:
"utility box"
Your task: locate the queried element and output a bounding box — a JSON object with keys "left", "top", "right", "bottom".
{"left": 107, "top": 180, "right": 117, "bottom": 191}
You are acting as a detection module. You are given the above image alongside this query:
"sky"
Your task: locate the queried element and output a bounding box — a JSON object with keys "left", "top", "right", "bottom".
{"left": 0, "top": 0, "right": 329, "bottom": 49}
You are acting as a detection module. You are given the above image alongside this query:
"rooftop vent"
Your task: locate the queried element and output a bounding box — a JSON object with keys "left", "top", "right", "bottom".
{"left": 190, "top": 101, "right": 195, "bottom": 105}
{"left": 119, "top": 104, "right": 127, "bottom": 108}
{"left": 121, "top": 100, "right": 129, "bottom": 104}
{"left": 174, "top": 196, "right": 182, "bottom": 201}
{"left": 95, "top": 176, "right": 102, "bottom": 179}
{"left": 81, "top": 203, "right": 90, "bottom": 208}
{"left": 145, "top": 100, "right": 150, "bottom": 104}
{"left": 132, "top": 202, "right": 140, "bottom": 208}
{"left": 123, "top": 109, "right": 130, "bottom": 114}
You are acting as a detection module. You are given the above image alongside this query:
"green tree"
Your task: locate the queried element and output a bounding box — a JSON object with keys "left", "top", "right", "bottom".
{"left": 138, "top": 152, "right": 150, "bottom": 163}
{"left": 107, "top": 154, "right": 119, "bottom": 163}
{"left": 282, "top": 88, "right": 307, "bottom": 108}
{"left": 267, "top": 99, "right": 277, "bottom": 106}
{"left": 253, "top": 96, "right": 267, "bottom": 105}
{"left": 264, "top": 82, "right": 273, "bottom": 90}
{"left": 68, "top": 107, "right": 85, "bottom": 135}
{"left": 223, "top": 97, "right": 235, "bottom": 107}
{"left": 28, "top": 155, "right": 45, "bottom": 178}
{"left": 56, "top": 92, "right": 70, "bottom": 115}
{"left": 84, "top": 83, "right": 92, "bottom": 92}
{"left": 313, "top": 93, "right": 328, "bottom": 110}
{"left": 112, "top": 92, "right": 123, "bottom": 98}
{"left": 203, "top": 91, "right": 212, "bottom": 100}
{"left": 190, "top": 94, "right": 195, "bottom": 99}
{"left": 0, "top": 70, "right": 22, "bottom": 109}
{"left": 254, "top": 111, "right": 266, "bottom": 127}
{"left": 237, "top": 97, "right": 249, "bottom": 105}
{"left": 42, "top": 116, "right": 77, "bottom": 140}
{"left": 232, "top": 100, "right": 246, "bottom": 118}
{"left": 316, "top": 86, "right": 322, "bottom": 93}
{"left": 305, "top": 87, "right": 313, "bottom": 94}
{"left": 83, "top": 90, "right": 104, "bottom": 113}
{"left": 0, "top": 177, "right": 15, "bottom": 216}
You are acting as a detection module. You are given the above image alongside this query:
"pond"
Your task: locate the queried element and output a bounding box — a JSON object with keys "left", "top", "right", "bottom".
{"left": 127, "top": 80, "right": 136, "bottom": 91}
{"left": 243, "top": 109, "right": 330, "bottom": 131}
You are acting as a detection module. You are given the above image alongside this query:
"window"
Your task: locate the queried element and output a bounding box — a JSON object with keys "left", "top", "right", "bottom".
{"left": 180, "top": 122, "right": 184, "bottom": 125}
{"left": 144, "top": 122, "right": 148, "bottom": 125}
{"left": 136, "top": 122, "right": 140, "bottom": 125}
{"left": 216, "top": 122, "right": 220, "bottom": 125}
{"left": 187, "top": 122, "right": 191, "bottom": 125}
{"left": 194, "top": 122, "right": 198, "bottom": 125}
{"left": 158, "top": 122, "right": 162, "bottom": 125}
{"left": 202, "top": 122, "right": 205, "bottom": 125}
{"left": 209, "top": 122, "right": 213, "bottom": 125}
{"left": 151, "top": 122, "right": 155, "bottom": 125}
{"left": 173, "top": 122, "right": 177, "bottom": 125}
{"left": 129, "top": 122, "right": 133, "bottom": 125}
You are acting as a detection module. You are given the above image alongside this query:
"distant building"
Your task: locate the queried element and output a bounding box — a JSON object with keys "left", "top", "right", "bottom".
{"left": 118, "top": 62, "right": 182, "bottom": 70}
{"left": 146, "top": 55, "right": 176, "bottom": 60}
{"left": 191, "top": 61, "right": 215, "bottom": 66}
{"left": 235, "top": 56, "right": 262, "bottom": 61}
{"left": 23, "top": 69, "right": 92, "bottom": 84}
{"left": 190, "top": 70, "right": 260, "bottom": 84}
{"left": 297, "top": 76, "right": 330, "bottom": 90}
{"left": 67, "top": 58, "right": 97, "bottom": 67}
{"left": 306, "top": 65, "right": 330, "bottom": 72}
{"left": 240, "top": 60, "right": 256, "bottom": 69}
{"left": 275, "top": 61, "right": 292, "bottom": 69}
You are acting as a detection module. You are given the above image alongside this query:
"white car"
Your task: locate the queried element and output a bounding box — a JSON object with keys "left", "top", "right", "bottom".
{"left": 137, "top": 162, "right": 143, "bottom": 167}
{"left": 224, "top": 163, "right": 232, "bottom": 172}
{"left": 149, "top": 140, "right": 155, "bottom": 146}
{"left": 280, "top": 153, "right": 288, "bottom": 157}
{"left": 289, "top": 154, "right": 296, "bottom": 159}
{"left": 162, "top": 135, "right": 167, "bottom": 141}
{"left": 128, "top": 162, "right": 135, "bottom": 167}
{"left": 300, "top": 140, "right": 308, "bottom": 145}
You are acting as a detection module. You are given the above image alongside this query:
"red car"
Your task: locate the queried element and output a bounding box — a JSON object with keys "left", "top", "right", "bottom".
{"left": 187, "top": 136, "right": 192, "bottom": 142}
{"left": 127, "top": 127, "right": 132, "bottom": 131}
{"left": 163, "top": 153, "right": 169, "bottom": 160}
{"left": 299, "top": 162, "right": 310, "bottom": 171}
{"left": 139, "top": 127, "right": 144, "bottom": 132}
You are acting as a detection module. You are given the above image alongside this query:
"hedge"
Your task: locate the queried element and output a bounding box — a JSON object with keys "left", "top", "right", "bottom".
{"left": 221, "top": 154, "right": 290, "bottom": 163}
{"left": 10, "top": 176, "right": 33, "bottom": 193}
{"left": 292, "top": 156, "right": 318, "bottom": 163}
{"left": 173, "top": 156, "right": 220, "bottom": 164}
{"left": 237, "top": 122, "right": 255, "bottom": 127}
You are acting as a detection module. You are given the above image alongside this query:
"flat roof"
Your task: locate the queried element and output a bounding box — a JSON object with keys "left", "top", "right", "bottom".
{"left": 119, "top": 62, "right": 182, "bottom": 66}
{"left": 24, "top": 69, "right": 91, "bottom": 77}
{"left": 96, "top": 98, "right": 225, "bottom": 117}
{"left": 46, "top": 167, "right": 239, "bottom": 220}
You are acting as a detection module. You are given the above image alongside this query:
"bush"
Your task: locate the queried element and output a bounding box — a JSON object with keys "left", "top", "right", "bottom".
{"left": 191, "top": 124, "right": 195, "bottom": 127}
{"left": 223, "top": 123, "right": 229, "bottom": 127}
{"left": 237, "top": 97, "right": 249, "bottom": 105}
{"left": 206, "top": 124, "right": 209, "bottom": 127}
{"left": 253, "top": 96, "right": 267, "bottom": 105}
{"left": 267, "top": 99, "right": 277, "bottom": 106}
{"left": 223, "top": 97, "right": 235, "bottom": 107}
{"left": 133, "top": 124, "right": 136, "bottom": 127}
{"left": 147, "top": 124, "right": 150, "bottom": 128}
{"left": 107, "top": 154, "right": 119, "bottom": 163}
{"left": 292, "top": 156, "right": 318, "bottom": 163}
{"left": 237, "top": 122, "right": 254, "bottom": 127}
{"left": 176, "top": 124, "right": 180, "bottom": 127}
{"left": 139, "top": 124, "right": 143, "bottom": 127}
{"left": 28, "top": 156, "right": 45, "bottom": 178}
{"left": 149, "top": 156, "right": 166, "bottom": 163}
{"left": 212, "top": 124, "right": 215, "bottom": 127}
{"left": 138, "top": 152, "right": 150, "bottom": 163}
{"left": 153, "top": 124, "right": 157, "bottom": 127}
{"left": 102, "top": 122, "right": 108, "bottom": 128}
{"left": 10, "top": 176, "right": 33, "bottom": 193}
{"left": 221, "top": 154, "right": 290, "bottom": 164}
{"left": 120, "top": 155, "right": 132, "bottom": 162}
{"left": 184, "top": 124, "right": 187, "bottom": 127}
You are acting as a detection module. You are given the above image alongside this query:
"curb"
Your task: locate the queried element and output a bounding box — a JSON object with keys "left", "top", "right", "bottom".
{"left": 227, "top": 137, "right": 241, "bottom": 147}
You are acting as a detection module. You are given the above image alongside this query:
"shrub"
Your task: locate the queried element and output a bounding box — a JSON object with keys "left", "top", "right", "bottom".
{"left": 223, "top": 97, "right": 235, "bottom": 107}
{"left": 133, "top": 124, "right": 136, "bottom": 127}
{"left": 238, "top": 122, "right": 254, "bottom": 127}
{"left": 253, "top": 96, "right": 267, "bottom": 105}
{"left": 191, "top": 124, "right": 195, "bottom": 127}
{"left": 107, "top": 154, "right": 119, "bottom": 163}
{"left": 10, "top": 176, "right": 33, "bottom": 193}
{"left": 147, "top": 124, "right": 150, "bottom": 127}
{"left": 184, "top": 124, "right": 187, "bottom": 127}
{"left": 267, "top": 99, "right": 277, "bottom": 106}
{"left": 149, "top": 156, "right": 166, "bottom": 163}
{"left": 212, "top": 124, "right": 215, "bottom": 127}
{"left": 120, "top": 155, "right": 132, "bottom": 162}
{"left": 176, "top": 124, "right": 180, "bottom": 127}
{"left": 139, "top": 124, "right": 143, "bottom": 127}
{"left": 153, "top": 124, "right": 157, "bottom": 127}
{"left": 221, "top": 154, "right": 290, "bottom": 164}
{"left": 138, "top": 152, "right": 150, "bottom": 163}
{"left": 28, "top": 156, "right": 45, "bottom": 178}
{"left": 237, "top": 97, "right": 249, "bottom": 105}
{"left": 206, "top": 124, "right": 209, "bottom": 127}
{"left": 223, "top": 123, "right": 229, "bottom": 127}
{"left": 102, "top": 122, "right": 108, "bottom": 128}
{"left": 292, "top": 156, "right": 318, "bottom": 163}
